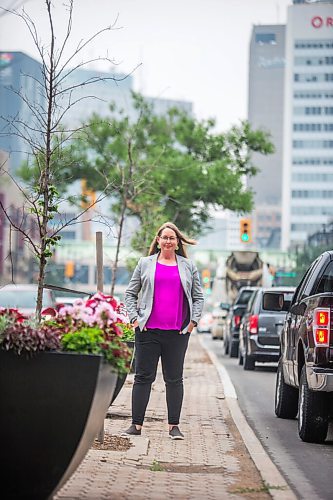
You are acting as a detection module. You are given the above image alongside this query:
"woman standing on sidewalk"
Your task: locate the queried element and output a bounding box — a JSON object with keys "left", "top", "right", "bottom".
{"left": 123, "top": 222, "right": 204, "bottom": 440}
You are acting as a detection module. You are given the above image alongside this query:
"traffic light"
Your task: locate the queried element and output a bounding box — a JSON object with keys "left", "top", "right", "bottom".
{"left": 240, "top": 218, "right": 252, "bottom": 243}
{"left": 81, "top": 178, "right": 96, "bottom": 208}
{"left": 202, "top": 269, "right": 211, "bottom": 289}
{"left": 65, "top": 261, "right": 75, "bottom": 279}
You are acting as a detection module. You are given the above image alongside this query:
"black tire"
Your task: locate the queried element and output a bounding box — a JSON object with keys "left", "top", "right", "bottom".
{"left": 275, "top": 361, "right": 298, "bottom": 419}
{"left": 238, "top": 342, "right": 243, "bottom": 365}
{"left": 229, "top": 340, "right": 238, "bottom": 358}
{"left": 298, "top": 365, "right": 329, "bottom": 443}
{"left": 243, "top": 350, "right": 255, "bottom": 370}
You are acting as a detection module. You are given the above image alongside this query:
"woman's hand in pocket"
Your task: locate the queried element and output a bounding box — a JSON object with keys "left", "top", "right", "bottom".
{"left": 187, "top": 321, "right": 196, "bottom": 334}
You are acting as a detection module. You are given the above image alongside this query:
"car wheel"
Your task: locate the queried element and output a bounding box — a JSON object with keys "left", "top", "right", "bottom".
{"left": 275, "top": 361, "right": 298, "bottom": 419}
{"left": 243, "top": 350, "right": 255, "bottom": 371}
{"left": 238, "top": 348, "right": 243, "bottom": 366}
{"left": 229, "top": 340, "right": 238, "bottom": 358}
{"left": 298, "top": 365, "right": 329, "bottom": 443}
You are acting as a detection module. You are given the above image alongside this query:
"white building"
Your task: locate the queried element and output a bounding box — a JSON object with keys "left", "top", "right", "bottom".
{"left": 281, "top": 1, "right": 333, "bottom": 250}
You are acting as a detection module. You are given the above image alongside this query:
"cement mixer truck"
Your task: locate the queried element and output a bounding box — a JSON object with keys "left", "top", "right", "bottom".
{"left": 212, "top": 251, "right": 272, "bottom": 305}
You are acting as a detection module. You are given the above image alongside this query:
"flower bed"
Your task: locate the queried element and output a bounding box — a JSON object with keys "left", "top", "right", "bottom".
{"left": 0, "top": 292, "right": 133, "bottom": 374}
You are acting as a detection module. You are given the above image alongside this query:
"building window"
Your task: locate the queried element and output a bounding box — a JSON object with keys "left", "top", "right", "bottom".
{"left": 291, "top": 223, "right": 325, "bottom": 232}
{"left": 293, "top": 158, "right": 333, "bottom": 165}
{"left": 71, "top": 265, "right": 89, "bottom": 284}
{"left": 294, "top": 56, "right": 333, "bottom": 66}
{"left": 295, "top": 106, "right": 333, "bottom": 115}
{"left": 293, "top": 140, "right": 333, "bottom": 149}
{"left": 293, "top": 123, "right": 326, "bottom": 131}
{"left": 294, "top": 73, "right": 333, "bottom": 83}
{"left": 304, "top": 107, "right": 322, "bottom": 115}
{"left": 255, "top": 33, "right": 276, "bottom": 44}
{"left": 292, "top": 190, "right": 333, "bottom": 199}
{"left": 292, "top": 173, "right": 333, "bottom": 182}
{"left": 60, "top": 231, "right": 76, "bottom": 240}
{"left": 292, "top": 207, "right": 333, "bottom": 216}
{"left": 294, "top": 91, "right": 333, "bottom": 99}
{"left": 294, "top": 40, "right": 333, "bottom": 50}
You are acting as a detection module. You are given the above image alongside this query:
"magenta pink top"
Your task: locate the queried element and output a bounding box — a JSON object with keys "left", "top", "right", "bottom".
{"left": 146, "top": 262, "right": 186, "bottom": 330}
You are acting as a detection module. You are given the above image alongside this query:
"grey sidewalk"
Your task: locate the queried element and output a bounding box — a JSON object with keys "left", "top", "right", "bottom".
{"left": 55, "top": 334, "right": 289, "bottom": 500}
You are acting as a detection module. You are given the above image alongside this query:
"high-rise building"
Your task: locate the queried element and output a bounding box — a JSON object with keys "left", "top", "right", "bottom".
{"left": 247, "top": 25, "right": 286, "bottom": 249}
{"left": 0, "top": 52, "right": 44, "bottom": 173}
{"left": 281, "top": 1, "right": 333, "bottom": 250}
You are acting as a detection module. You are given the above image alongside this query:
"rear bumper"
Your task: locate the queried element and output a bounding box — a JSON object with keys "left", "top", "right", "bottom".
{"left": 307, "top": 365, "right": 333, "bottom": 392}
{"left": 248, "top": 336, "right": 280, "bottom": 362}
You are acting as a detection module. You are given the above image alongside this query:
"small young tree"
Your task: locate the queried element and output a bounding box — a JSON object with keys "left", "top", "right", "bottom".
{"left": 0, "top": 0, "right": 130, "bottom": 319}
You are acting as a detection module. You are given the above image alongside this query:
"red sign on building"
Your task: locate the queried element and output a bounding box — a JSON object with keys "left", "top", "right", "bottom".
{"left": 311, "top": 16, "right": 333, "bottom": 28}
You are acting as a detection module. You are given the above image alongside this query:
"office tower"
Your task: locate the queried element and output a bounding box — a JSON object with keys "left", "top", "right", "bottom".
{"left": 281, "top": 1, "right": 333, "bottom": 250}
{"left": 0, "top": 51, "right": 44, "bottom": 173}
{"left": 247, "top": 25, "right": 286, "bottom": 249}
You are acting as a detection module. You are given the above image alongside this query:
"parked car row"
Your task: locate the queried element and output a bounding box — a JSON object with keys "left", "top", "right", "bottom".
{"left": 197, "top": 302, "right": 230, "bottom": 340}
{"left": 273, "top": 250, "right": 333, "bottom": 444}
{"left": 220, "top": 250, "right": 333, "bottom": 445}
{"left": 223, "top": 287, "right": 258, "bottom": 357}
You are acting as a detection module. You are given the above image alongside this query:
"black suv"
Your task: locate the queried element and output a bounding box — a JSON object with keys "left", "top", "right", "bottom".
{"left": 271, "top": 251, "right": 333, "bottom": 443}
{"left": 238, "top": 287, "right": 294, "bottom": 370}
{"left": 223, "top": 287, "right": 258, "bottom": 358}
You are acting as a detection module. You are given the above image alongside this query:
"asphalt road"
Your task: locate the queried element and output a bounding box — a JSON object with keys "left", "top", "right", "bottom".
{"left": 202, "top": 334, "right": 333, "bottom": 500}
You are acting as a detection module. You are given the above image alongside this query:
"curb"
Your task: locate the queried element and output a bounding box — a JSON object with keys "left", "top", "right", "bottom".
{"left": 199, "top": 336, "right": 297, "bottom": 500}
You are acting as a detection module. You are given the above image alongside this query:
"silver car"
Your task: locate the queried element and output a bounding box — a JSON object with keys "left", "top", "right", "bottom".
{"left": 0, "top": 284, "right": 55, "bottom": 317}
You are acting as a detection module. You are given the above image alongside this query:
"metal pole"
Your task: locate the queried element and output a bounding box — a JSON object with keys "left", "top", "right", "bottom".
{"left": 96, "top": 231, "right": 104, "bottom": 293}
{"left": 96, "top": 231, "right": 105, "bottom": 443}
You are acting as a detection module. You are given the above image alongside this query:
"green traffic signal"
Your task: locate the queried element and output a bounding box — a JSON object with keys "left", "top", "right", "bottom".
{"left": 241, "top": 233, "right": 249, "bottom": 242}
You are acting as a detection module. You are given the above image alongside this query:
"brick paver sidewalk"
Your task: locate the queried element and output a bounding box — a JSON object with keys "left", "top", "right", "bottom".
{"left": 55, "top": 333, "right": 271, "bottom": 499}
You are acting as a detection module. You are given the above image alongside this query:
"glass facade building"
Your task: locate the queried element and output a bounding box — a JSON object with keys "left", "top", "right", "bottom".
{"left": 0, "top": 52, "right": 44, "bottom": 173}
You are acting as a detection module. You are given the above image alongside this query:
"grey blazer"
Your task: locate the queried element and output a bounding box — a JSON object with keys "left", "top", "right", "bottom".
{"left": 125, "top": 253, "right": 204, "bottom": 333}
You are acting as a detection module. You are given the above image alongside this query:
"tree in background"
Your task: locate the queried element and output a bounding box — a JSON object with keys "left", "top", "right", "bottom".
{"left": 55, "top": 93, "right": 274, "bottom": 260}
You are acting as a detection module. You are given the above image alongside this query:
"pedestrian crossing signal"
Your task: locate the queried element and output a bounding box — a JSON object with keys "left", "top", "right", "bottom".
{"left": 240, "top": 218, "right": 251, "bottom": 243}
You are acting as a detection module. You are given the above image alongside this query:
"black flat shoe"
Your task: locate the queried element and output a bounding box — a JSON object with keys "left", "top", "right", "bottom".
{"left": 121, "top": 424, "right": 142, "bottom": 436}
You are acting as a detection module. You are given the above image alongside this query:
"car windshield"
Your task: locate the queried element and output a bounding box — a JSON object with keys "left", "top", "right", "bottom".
{"left": 237, "top": 290, "right": 254, "bottom": 305}
{"left": 0, "top": 290, "right": 52, "bottom": 309}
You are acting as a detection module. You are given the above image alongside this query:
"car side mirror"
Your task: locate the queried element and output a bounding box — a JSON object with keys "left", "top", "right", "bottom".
{"left": 290, "top": 302, "right": 306, "bottom": 316}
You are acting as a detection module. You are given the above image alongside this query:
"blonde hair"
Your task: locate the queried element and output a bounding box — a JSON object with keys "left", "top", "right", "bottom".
{"left": 148, "top": 222, "right": 196, "bottom": 258}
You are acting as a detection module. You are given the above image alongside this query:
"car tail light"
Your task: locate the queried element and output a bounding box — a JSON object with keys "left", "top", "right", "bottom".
{"left": 234, "top": 315, "right": 241, "bottom": 327}
{"left": 249, "top": 314, "right": 258, "bottom": 334}
{"left": 313, "top": 308, "right": 330, "bottom": 347}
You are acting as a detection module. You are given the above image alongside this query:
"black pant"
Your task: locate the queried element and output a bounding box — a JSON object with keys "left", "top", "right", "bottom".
{"left": 132, "top": 328, "right": 190, "bottom": 426}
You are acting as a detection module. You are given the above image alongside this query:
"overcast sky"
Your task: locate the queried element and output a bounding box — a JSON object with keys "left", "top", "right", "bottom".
{"left": 1, "top": 0, "right": 292, "bottom": 130}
